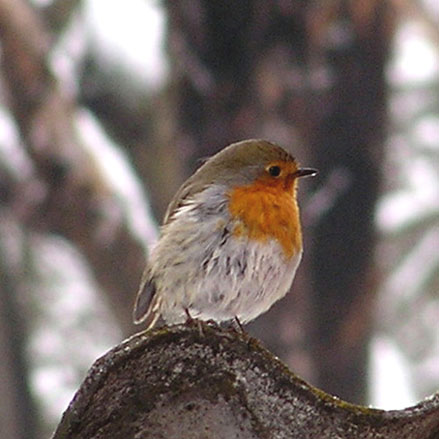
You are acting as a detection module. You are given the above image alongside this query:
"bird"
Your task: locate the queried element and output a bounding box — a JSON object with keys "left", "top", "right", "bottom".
{"left": 133, "top": 139, "right": 317, "bottom": 329}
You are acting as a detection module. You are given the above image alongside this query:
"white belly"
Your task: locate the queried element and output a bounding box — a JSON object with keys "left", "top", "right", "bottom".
{"left": 151, "top": 211, "right": 301, "bottom": 324}
{"left": 187, "top": 236, "right": 302, "bottom": 323}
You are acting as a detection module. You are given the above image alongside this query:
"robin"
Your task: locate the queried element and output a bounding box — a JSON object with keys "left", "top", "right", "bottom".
{"left": 133, "top": 139, "right": 317, "bottom": 329}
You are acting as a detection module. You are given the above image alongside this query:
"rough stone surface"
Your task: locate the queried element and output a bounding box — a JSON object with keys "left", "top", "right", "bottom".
{"left": 52, "top": 324, "right": 439, "bottom": 439}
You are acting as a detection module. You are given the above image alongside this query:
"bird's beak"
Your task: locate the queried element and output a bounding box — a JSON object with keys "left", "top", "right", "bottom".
{"left": 294, "top": 168, "right": 318, "bottom": 179}
{"left": 285, "top": 167, "right": 318, "bottom": 190}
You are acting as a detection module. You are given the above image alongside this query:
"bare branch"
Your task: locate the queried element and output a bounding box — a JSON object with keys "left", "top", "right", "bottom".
{"left": 0, "top": 0, "right": 148, "bottom": 335}
{"left": 41, "top": 0, "right": 83, "bottom": 35}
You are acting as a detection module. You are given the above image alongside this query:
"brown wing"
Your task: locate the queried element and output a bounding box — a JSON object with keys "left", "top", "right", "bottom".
{"left": 133, "top": 269, "right": 161, "bottom": 328}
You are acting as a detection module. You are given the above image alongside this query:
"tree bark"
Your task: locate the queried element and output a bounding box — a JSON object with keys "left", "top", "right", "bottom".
{"left": 52, "top": 325, "right": 439, "bottom": 439}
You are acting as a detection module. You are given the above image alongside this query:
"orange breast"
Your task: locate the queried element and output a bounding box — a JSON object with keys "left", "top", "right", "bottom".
{"left": 227, "top": 178, "right": 302, "bottom": 258}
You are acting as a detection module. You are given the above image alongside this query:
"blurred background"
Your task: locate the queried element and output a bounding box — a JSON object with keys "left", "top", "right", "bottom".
{"left": 0, "top": 1, "right": 438, "bottom": 438}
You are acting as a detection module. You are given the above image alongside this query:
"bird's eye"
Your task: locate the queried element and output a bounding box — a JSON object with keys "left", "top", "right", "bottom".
{"left": 268, "top": 165, "right": 281, "bottom": 177}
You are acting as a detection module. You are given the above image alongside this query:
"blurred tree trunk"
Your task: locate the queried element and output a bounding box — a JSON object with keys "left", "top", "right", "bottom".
{"left": 0, "top": 241, "right": 41, "bottom": 439}
{"left": 307, "top": 2, "right": 392, "bottom": 403}
{"left": 165, "top": 0, "right": 393, "bottom": 404}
